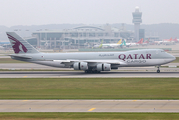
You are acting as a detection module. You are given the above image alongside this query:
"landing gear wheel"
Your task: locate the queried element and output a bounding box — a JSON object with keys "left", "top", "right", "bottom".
{"left": 84, "top": 70, "right": 101, "bottom": 74}
{"left": 157, "top": 66, "right": 160, "bottom": 73}
{"left": 94, "top": 70, "right": 98, "bottom": 73}
{"left": 84, "top": 70, "right": 92, "bottom": 73}
{"left": 91, "top": 70, "right": 98, "bottom": 73}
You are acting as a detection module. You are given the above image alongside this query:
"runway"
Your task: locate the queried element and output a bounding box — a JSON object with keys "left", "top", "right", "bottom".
{"left": 0, "top": 63, "right": 179, "bottom": 70}
{"left": 0, "top": 100, "right": 179, "bottom": 112}
{"left": 0, "top": 71, "right": 179, "bottom": 78}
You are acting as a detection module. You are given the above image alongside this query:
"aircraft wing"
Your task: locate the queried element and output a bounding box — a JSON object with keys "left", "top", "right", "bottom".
{"left": 53, "top": 59, "right": 126, "bottom": 65}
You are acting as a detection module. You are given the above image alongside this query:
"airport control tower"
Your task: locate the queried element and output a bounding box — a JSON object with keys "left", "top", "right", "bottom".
{"left": 132, "top": 6, "right": 142, "bottom": 41}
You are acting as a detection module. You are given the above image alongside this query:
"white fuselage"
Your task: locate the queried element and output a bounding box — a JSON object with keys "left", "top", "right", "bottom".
{"left": 12, "top": 49, "right": 176, "bottom": 69}
{"left": 101, "top": 43, "right": 120, "bottom": 48}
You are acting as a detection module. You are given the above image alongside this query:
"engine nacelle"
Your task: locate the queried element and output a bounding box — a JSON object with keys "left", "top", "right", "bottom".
{"left": 73, "top": 62, "right": 88, "bottom": 70}
{"left": 80, "top": 62, "right": 88, "bottom": 70}
{"left": 97, "top": 63, "right": 111, "bottom": 71}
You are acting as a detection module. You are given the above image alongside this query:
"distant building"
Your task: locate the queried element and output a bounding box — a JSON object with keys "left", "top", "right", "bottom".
{"left": 31, "top": 25, "right": 126, "bottom": 49}
{"left": 132, "top": 6, "right": 142, "bottom": 42}
{"left": 139, "top": 29, "right": 145, "bottom": 40}
{"left": 25, "top": 37, "right": 38, "bottom": 47}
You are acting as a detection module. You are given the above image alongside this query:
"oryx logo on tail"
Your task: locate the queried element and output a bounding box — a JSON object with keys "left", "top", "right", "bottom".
{"left": 7, "top": 34, "right": 28, "bottom": 53}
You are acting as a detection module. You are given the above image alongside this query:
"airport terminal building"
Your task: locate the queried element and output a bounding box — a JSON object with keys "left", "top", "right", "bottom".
{"left": 31, "top": 24, "right": 133, "bottom": 49}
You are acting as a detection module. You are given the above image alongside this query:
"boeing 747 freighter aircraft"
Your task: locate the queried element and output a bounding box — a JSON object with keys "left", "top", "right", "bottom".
{"left": 93, "top": 39, "right": 122, "bottom": 48}
{"left": 6, "top": 32, "right": 176, "bottom": 73}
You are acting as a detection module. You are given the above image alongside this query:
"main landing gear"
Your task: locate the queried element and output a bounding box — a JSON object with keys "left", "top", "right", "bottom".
{"left": 85, "top": 70, "right": 100, "bottom": 73}
{"left": 157, "top": 66, "right": 160, "bottom": 73}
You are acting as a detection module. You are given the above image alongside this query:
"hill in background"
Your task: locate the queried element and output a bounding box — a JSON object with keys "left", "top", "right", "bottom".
{"left": 0, "top": 23, "right": 179, "bottom": 41}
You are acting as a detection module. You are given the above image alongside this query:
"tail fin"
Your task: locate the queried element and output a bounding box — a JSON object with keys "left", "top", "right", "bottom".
{"left": 6, "top": 32, "right": 39, "bottom": 54}
{"left": 174, "top": 37, "right": 178, "bottom": 42}
{"left": 123, "top": 40, "right": 126, "bottom": 46}
{"left": 168, "top": 37, "right": 172, "bottom": 41}
{"left": 137, "top": 38, "right": 143, "bottom": 44}
{"left": 144, "top": 38, "right": 149, "bottom": 43}
{"left": 117, "top": 39, "right": 122, "bottom": 44}
{"left": 120, "top": 40, "right": 126, "bottom": 46}
{"left": 101, "top": 40, "right": 103, "bottom": 44}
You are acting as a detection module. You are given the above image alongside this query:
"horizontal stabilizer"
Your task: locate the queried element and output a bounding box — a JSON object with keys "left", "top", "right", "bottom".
{"left": 8, "top": 54, "right": 32, "bottom": 59}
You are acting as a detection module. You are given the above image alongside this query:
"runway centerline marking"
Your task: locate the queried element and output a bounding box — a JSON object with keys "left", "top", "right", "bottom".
{"left": 88, "top": 108, "right": 96, "bottom": 111}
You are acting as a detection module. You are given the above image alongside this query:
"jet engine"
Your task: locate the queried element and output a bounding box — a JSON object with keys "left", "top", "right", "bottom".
{"left": 97, "top": 63, "right": 111, "bottom": 71}
{"left": 73, "top": 62, "right": 88, "bottom": 70}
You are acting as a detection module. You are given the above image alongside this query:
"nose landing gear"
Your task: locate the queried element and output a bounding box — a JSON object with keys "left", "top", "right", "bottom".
{"left": 157, "top": 66, "right": 160, "bottom": 73}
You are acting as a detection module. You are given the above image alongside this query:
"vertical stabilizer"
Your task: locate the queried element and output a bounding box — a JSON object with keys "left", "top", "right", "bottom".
{"left": 174, "top": 37, "right": 178, "bottom": 42}
{"left": 98, "top": 40, "right": 103, "bottom": 48}
{"left": 120, "top": 40, "right": 126, "bottom": 46}
{"left": 169, "top": 37, "right": 172, "bottom": 41}
{"left": 117, "top": 39, "right": 122, "bottom": 44}
{"left": 6, "top": 32, "right": 39, "bottom": 54}
{"left": 137, "top": 38, "right": 143, "bottom": 44}
{"left": 144, "top": 38, "right": 150, "bottom": 43}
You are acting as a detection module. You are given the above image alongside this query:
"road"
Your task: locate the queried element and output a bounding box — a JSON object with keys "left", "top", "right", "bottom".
{"left": 0, "top": 100, "right": 179, "bottom": 112}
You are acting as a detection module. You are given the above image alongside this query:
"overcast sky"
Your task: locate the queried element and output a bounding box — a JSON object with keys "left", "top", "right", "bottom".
{"left": 0, "top": 0, "right": 179, "bottom": 27}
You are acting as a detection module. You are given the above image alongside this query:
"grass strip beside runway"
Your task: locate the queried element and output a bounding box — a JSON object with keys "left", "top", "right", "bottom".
{"left": 172, "top": 57, "right": 179, "bottom": 63}
{"left": 0, "top": 113, "right": 179, "bottom": 120}
{"left": 0, "top": 78, "right": 179, "bottom": 99}
{"left": 0, "top": 58, "right": 27, "bottom": 63}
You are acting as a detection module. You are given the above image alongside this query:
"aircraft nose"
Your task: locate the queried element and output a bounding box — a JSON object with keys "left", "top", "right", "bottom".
{"left": 169, "top": 54, "right": 176, "bottom": 61}
{"left": 172, "top": 55, "right": 176, "bottom": 61}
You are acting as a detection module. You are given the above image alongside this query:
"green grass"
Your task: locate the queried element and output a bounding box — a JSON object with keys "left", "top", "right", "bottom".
{"left": 0, "top": 78, "right": 179, "bottom": 99}
{"left": 0, "top": 113, "right": 179, "bottom": 120}
{"left": 0, "top": 58, "right": 27, "bottom": 63}
{"left": 0, "top": 57, "right": 179, "bottom": 63}
{"left": 172, "top": 57, "right": 179, "bottom": 63}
